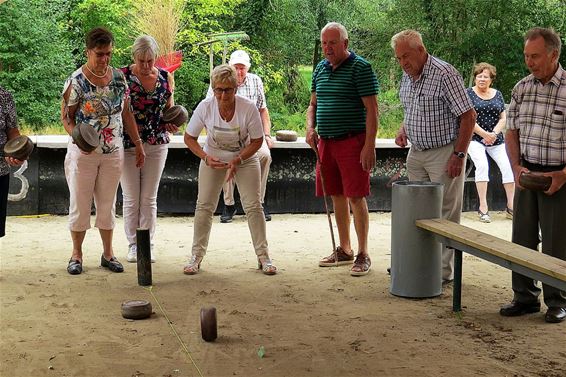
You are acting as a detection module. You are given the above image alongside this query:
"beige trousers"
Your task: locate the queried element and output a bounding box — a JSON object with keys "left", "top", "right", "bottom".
{"left": 406, "top": 142, "right": 465, "bottom": 281}
{"left": 192, "top": 154, "right": 269, "bottom": 257}
{"left": 223, "top": 139, "right": 271, "bottom": 205}
{"left": 121, "top": 144, "right": 168, "bottom": 246}
{"left": 64, "top": 144, "right": 123, "bottom": 232}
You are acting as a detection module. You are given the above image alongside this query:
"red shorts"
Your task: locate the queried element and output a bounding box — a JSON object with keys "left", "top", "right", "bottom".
{"left": 316, "top": 133, "right": 370, "bottom": 198}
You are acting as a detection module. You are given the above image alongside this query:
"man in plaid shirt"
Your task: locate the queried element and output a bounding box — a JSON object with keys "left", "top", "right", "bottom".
{"left": 391, "top": 30, "right": 477, "bottom": 284}
{"left": 500, "top": 27, "right": 566, "bottom": 323}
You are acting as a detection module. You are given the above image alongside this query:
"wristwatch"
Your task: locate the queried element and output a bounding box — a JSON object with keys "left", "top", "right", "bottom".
{"left": 453, "top": 151, "right": 465, "bottom": 159}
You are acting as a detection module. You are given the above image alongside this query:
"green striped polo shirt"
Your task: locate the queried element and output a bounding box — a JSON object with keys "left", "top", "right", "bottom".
{"left": 311, "top": 52, "right": 379, "bottom": 138}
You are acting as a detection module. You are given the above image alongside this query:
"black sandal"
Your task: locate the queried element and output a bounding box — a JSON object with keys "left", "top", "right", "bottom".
{"left": 67, "top": 259, "right": 82, "bottom": 275}
{"left": 100, "top": 255, "right": 124, "bottom": 273}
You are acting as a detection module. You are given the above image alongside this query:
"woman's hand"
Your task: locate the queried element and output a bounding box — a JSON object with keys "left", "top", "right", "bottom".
{"left": 135, "top": 144, "right": 145, "bottom": 168}
{"left": 162, "top": 123, "right": 179, "bottom": 134}
{"left": 5, "top": 156, "right": 24, "bottom": 167}
{"left": 226, "top": 156, "right": 243, "bottom": 181}
{"left": 482, "top": 131, "right": 497, "bottom": 146}
{"left": 204, "top": 155, "right": 229, "bottom": 170}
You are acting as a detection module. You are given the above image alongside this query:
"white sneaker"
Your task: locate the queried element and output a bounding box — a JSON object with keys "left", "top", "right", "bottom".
{"left": 127, "top": 244, "right": 137, "bottom": 263}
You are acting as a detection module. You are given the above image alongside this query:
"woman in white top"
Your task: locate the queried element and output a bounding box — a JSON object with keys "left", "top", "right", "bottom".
{"left": 183, "top": 64, "right": 276, "bottom": 275}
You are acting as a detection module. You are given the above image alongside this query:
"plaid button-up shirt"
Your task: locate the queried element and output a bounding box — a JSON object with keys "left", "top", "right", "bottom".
{"left": 207, "top": 72, "right": 267, "bottom": 110}
{"left": 507, "top": 64, "right": 566, "bottom": 166}
{"left": 399, "top": 55, "right": 473, "bottom": 151}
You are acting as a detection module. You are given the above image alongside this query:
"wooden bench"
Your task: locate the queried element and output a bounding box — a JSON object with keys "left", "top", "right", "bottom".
{"left": 415, "top": 218, "right": 566, "bottom": 312}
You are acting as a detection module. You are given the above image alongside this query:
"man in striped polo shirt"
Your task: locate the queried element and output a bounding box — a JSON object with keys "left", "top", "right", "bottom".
{"left": 306, "top": 22, "right": 379, "bottom": 276}
{"left": 391, "top": 30, "right": 476, "bottom": 284}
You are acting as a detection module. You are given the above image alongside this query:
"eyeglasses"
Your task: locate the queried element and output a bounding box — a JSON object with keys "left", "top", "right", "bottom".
{"left": 213, "top": 87, "right": 236, "bottom": 95}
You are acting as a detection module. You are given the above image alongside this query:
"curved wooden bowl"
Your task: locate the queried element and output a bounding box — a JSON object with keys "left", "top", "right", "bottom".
{"left": 72, "top": 123, "right": 99, "bottom": 153}
{"left": 275, "top": 130, "right": 298, "bottom": 142}
{"left": 121, "top": 300, "right": 152, "bottom": 320}
{"left": 4, "top": 135, "right": 34, "bottom": 160}
{"left": 519, "top": 172, "right": 552, "bottom": 191}
{"left": 162, "top": 105, "right": 189, "bottom": 127}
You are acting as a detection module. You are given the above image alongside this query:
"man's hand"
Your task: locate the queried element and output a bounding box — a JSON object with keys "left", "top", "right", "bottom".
{"left": 306, "top": 127, "right": 319, "bottom": 149}
{"left": 513, "top": 165, "right": 530, "bottom": 189}
{"left": 543, "top": 170, "right": 566, "bottom": 195}
{"left": 360, "top": 144, "right": 376, "bottom": 172}
{"left": 445, "top": 154, "right": 464, "bottom": 178}
{"left": 395, "top": 126, "right": 408, "bottom": 147}
{"left": 265, "top": 135, "right": 274, "bottom": 149}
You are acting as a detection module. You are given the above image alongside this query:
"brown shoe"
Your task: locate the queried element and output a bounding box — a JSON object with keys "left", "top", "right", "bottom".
{"left": 350, "top": 254, "right": 371, "bottom": 276}
{"left": 318, "top": 247, "right": 354, "bottom": 267}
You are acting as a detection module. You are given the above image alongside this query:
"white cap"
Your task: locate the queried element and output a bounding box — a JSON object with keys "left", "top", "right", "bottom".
{"left": 228, "top": 50, "right": 251, "bottom": 68}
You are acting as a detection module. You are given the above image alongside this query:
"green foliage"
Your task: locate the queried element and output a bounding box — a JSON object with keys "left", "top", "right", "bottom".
{"left": 67, "top": 0, "right": 134, "bottom": 68}
{"left": 0, "top": 0, "right": 74, "bottom": 128}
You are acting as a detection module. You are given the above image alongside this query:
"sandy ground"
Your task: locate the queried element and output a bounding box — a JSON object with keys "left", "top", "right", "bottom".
{"left": 0, "top": 211, "right": 565, "bottom": 377}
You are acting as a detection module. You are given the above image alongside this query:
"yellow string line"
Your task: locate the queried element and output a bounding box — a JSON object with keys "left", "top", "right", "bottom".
{"left": 143, "top": 285, "right": 204, "bottom": 377}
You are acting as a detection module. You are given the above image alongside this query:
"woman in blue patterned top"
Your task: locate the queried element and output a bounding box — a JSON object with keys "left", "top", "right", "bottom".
{"left": 62, "top": 27, "right": 145, "bottom": 275}
{"left": 120, "top": 35, "right": 176, "bottom": 263}
{"left": 466, "top": 62, "right": 514, "bottom": 223}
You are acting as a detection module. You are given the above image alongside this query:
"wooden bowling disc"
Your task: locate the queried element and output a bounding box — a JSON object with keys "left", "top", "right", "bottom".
{"left": 72, "top": 123, "right": 99, "bottom": 153}
{"left": 121, "top": 300, "right": 152, "bottom": 320}
{"left": 162, "top": 105, "right": 189, "bottom": 127}
{"left": 275, "top": 130, "right": 298, "bottom": 142}
{"left": 200, "top": 307, "right": 217, "bottom": 342}
{"left": 519, "top": 172, "right": 552, "bottom": 192}
{"left": 4, "top": 135, "right": 34, "bottom": 160}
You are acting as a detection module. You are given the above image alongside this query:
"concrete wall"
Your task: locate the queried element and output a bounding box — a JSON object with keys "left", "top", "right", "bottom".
{"left": 7, "top": 135, "right": 508, "bottom": 216}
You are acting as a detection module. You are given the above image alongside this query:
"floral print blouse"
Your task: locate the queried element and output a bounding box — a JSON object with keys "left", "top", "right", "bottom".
{"left": 0, "top": 86, "right": 18, "bottom": 176}
{"left": 63, "top": 67, "right": 128, "bottom": 154}
{"left": 120, "top": 66, "right": 172, "bottom": 149}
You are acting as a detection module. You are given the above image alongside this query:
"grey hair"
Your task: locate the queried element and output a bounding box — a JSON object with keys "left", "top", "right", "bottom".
{"left": 321, "top": 22, "right": 349, "bottom": 41}
{"left": 525, "top": 27, "right": 561, "bottom": 58}
{"left": 132, "top": 35, "right": 159, "bottom": 60}
{"left": 390, "top": 29, "right": 425, "bottom": 50}
{"left": 211, "top": 64, "right": 237, "bottom": 89}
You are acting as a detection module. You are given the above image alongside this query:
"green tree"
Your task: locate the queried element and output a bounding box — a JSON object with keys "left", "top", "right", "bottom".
{"left": 0, "top": 0, "right": 74, "bottom": 128}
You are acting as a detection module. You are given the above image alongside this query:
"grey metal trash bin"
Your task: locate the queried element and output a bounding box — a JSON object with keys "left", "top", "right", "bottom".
{"left": 390, "top": 181, "right": 443, "bottom": 298}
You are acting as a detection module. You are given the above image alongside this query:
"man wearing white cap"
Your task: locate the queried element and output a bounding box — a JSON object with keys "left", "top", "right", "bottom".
{"left": 207, "top": 50, "right": 273, "bottom": 222}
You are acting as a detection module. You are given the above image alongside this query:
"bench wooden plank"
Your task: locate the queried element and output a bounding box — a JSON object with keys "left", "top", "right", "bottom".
{"left": 416, "top": 218, "right": 566, "bottom": 283}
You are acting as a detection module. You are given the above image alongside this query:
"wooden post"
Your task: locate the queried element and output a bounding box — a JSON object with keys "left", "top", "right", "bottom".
{"left": 137, "top": 228, "right": 152, "bottom": 286}
{"left": 453, "top": 249, "right": 463, "bottom": 312}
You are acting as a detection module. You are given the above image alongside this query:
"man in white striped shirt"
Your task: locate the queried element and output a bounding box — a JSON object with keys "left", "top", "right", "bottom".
{"left": 392, "top": 30, "right": 477, "bottom": 284}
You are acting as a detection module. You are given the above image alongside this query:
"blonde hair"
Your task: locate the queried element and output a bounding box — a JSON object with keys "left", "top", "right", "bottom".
{"left": 211, "top": 64, "right": 237, "bottom": 89}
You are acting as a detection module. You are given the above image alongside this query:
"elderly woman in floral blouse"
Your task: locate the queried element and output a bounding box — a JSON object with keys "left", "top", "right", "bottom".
{"left": 120, "top": 35, "right": 176, "bottom": 263}
{"left": 61, "top": 27, "right": 145, "bottom": 275}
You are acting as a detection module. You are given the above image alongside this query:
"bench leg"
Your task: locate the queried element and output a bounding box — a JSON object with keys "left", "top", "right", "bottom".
{"left": 453, "top": 249, "right": 463, "bottom": 312}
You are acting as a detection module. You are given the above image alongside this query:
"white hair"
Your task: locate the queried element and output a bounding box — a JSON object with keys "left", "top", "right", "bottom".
{"left": 132, "top": 35, "right": 159, "bottom": 59}
{"left": 390, "top": 29, "right": 425, "bottom": 50}
{"left": 321, "top": 22, "right": 349, "bottom": 41}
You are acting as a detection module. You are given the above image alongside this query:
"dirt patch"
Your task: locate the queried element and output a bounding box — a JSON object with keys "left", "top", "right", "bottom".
{"left": 0, "top": 212, "right": 564, "bottom": 376}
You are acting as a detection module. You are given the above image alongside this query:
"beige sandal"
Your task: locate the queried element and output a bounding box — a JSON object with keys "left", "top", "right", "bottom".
{"left": 257, "top": 255, "right": 277, "bottom": 275}
{"left": 183, "top": 255, "right": 203, "bottom": 275}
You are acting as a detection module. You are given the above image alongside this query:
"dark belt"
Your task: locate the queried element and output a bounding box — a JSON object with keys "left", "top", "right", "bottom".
{"left": 522, "top": 159, "right": 566, "bottom": 173}
{"left": 320, "top": 130, "right": 365, "bottom": 141}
